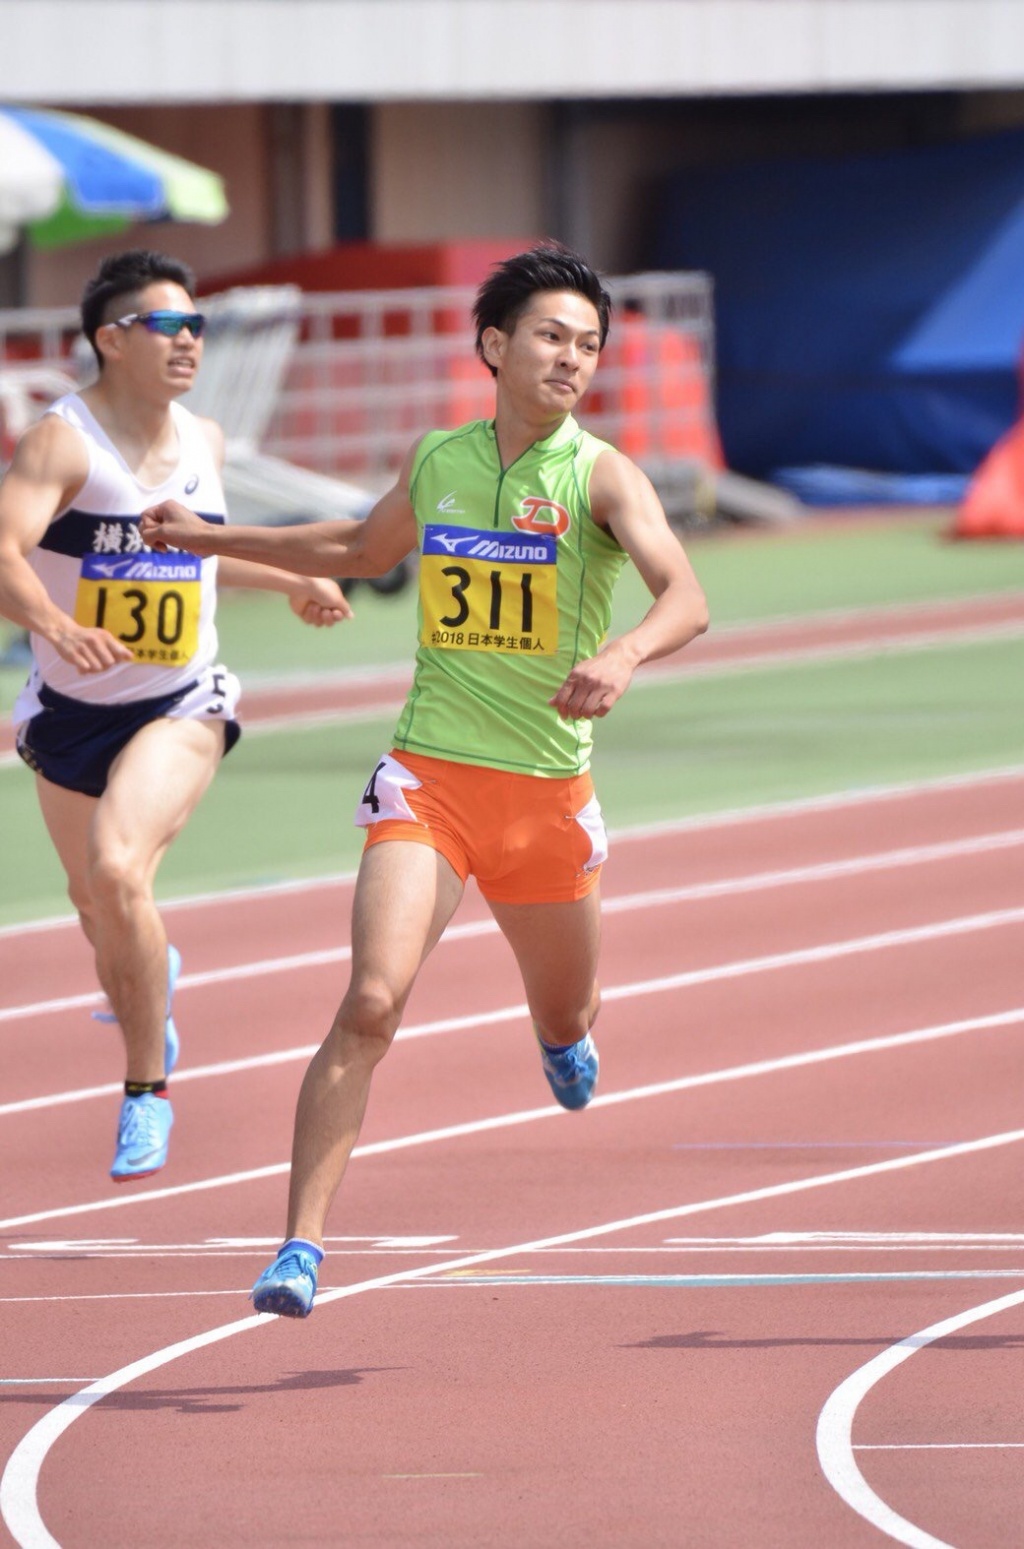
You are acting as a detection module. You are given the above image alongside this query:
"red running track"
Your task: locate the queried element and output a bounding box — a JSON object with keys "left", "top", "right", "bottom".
{"left": 2, "top": 591, "right": 1021, "bottom": 755}
{"left": 1, "top": 771, "right": 1024, "bottom": 1548}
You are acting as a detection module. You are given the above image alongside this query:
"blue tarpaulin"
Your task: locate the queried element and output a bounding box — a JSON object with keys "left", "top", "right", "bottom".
{"left": 653, "top": 130, "right": 1024, "bottom": 502}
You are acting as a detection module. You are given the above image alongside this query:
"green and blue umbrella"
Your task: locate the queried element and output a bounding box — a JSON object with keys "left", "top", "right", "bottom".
{"left": 0, "top": 105, "right": 229, "bottom": 253}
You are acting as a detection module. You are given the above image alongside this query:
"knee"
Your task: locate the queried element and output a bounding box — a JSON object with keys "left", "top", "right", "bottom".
{"left": 534, "top": 982, "right": 600, "bottom": 1047}
{"left": 86, "top": 845, "right": 147, "bottom": 916}
{"left": 334, "top": 978, "right": 403, "bottom": 1059}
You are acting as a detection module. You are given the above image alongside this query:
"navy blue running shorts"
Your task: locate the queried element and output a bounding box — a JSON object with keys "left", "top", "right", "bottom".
{"left": 16, "top": 677, "right": 241, "bottom": 798}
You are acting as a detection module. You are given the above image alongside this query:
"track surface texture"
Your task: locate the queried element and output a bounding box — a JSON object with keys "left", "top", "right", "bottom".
{"left": 1, "top": 586, "right": 1023, "bottom": 1548}
{"left": 1, "top": 591, "right": 1021, "bottom": 754}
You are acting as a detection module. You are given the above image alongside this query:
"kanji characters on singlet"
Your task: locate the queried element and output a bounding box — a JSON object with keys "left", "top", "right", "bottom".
{"left": 14, "top": 393, "right": 227, "bottom": 723}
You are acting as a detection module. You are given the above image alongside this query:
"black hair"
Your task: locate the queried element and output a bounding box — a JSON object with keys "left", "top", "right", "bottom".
{"left": 80, "top": 249, "right": 196, "bottom": 367}
{"left": 473, "top": 242, "right": 612, "bottom": 376}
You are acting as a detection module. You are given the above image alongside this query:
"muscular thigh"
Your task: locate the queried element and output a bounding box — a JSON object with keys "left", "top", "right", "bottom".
{"left": 489, "top": 891, "right": 602, "bottom": 1030}
{"left": 346, "top": 839, "right": 465, "bottom": 1012}
{"left": 93, "top": 715, "right": 225, "bottom": 867}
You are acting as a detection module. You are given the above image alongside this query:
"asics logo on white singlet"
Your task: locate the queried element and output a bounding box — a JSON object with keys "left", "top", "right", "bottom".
{"left": 436, "top": 491, "right": 465, "bottom": 514}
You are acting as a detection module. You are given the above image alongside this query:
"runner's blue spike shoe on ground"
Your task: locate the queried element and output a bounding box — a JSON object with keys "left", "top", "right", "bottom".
{"left": 251, "top": 1243, "right": 321, "bottom": 1318}
{"left": 538, "top": 1031, "right": 600, "bottom": 1110}
{"left": 93, "top": 943, "right": 182, "bottom": 1075}
{"left": 110, "top": 1092, "right": 173, "bottom": 1182}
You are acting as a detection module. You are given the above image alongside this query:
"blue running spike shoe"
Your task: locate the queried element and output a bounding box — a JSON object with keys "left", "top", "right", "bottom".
{"left": 92, "top": 944, "right": 182, "bottom": 1076}
{"left": 538, "top": 1031, "right": 600, "bottom": 1110}
{"left": 110, "top": 1092, "right": 173, "bottom": 1182}
{"left": 251, "top": 1244, "right": 320, "bottom": 1318}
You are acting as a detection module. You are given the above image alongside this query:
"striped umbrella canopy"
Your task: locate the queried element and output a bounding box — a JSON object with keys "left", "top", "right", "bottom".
{"left": 0, "top": 106, "right": 229, "bottom": 254}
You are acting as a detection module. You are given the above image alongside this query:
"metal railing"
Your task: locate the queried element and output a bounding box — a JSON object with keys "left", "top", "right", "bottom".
{"left": 0, "top": 271, "right": 718, "bottom": 488}
{"left": 262, "top": 273, "right": 717, "bottom": 483}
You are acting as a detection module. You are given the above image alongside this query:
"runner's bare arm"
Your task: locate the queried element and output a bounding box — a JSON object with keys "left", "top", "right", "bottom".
{"left": 216, "top": 557, "right": 353, "bottom": 626}
{"left": 0, "top": 417, "right": 135, "bottom": 671}
{"left": 140, "top": 442, "right": 420, "bottom": 580}
{"left": 170, "top": 419, "right": 352, "bottom": 623}
{"left": 549, "top": 450, "right": 708, "bottom": 721}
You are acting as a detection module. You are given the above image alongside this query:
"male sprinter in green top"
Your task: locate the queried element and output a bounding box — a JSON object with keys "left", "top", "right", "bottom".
{"left": 141, "top": 242, "right": 710, "bottom": 1317}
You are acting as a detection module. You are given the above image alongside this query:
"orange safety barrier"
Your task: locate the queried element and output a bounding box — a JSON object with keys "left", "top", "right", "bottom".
{"left": 954, "top": 421, "right": 1024, "bottom": 538}
{"left": 262, "top": 300, "right": 721, "bottom": 480}
{"left": 445, "top": 353, "right": 494, "bottom": 429}
{"left": 590, "top": 313, "right": 722, "bottom": 468}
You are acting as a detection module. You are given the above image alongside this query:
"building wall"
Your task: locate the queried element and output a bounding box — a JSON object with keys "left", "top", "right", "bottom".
{"left": 555, "top": 93, "right": 1011, "bottom": 273}
{"left": 23, "top": 99, "right": 553, "bottom": 306}
{"left": 26, "top": 103, "right": 273, "bottom": 307}
{"left": 18, "top": 87, "right": 1024, "bottom": 306}
{"left": 5, "top": 1, "right": 1024, "bottom": 104}
{"left": 371, "top": 102, "right": 548, "bottom": 244}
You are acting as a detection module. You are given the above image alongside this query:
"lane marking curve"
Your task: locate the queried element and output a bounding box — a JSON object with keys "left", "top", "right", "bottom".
{"left": 816, "top": 1286, "right": 1024, "bottom": 1548}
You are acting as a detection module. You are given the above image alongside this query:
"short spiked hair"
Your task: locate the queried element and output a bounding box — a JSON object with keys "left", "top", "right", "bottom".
{"left": 80, "top": 249, "right": 196, "bottom": 367}
{"left": 473, "top": 242, "right": 612, "bottom": 377}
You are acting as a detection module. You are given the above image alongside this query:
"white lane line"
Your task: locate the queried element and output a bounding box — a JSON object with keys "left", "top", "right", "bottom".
{"left": 661, "top": 1232, "right": 1024, "bottom": 1251}
{"left": 229, "top": 622, "right": 1024, "bottom": 738}
{"left": 3, "top": 618, "right": 1020, "bottom": 769}
{"left": 1, "top": 898, "right": 1022, "bottom": 1115}
{"left": 5, "top": 1234, "right": 455, "bottom": 1255}
{"left": 7, "top": 1236, "right": 1024, "bottom": 1261}
{"left": 2, "top": 1004, "right": 1023, "bottom": 1231}
{"left": 9, "top": 1269, "right": 1024, "bottom": 1302}
{"left": 666, "top": 620, "right": 1024, "bottom": 676}
{"left": 382, "top": 1473, "right": 482, "bottom": 1480}
{"left": 855, "top": 1443, "right": 1024, "bottom": 1451}
{"left": 6, "top": 1124, "right": 1024, "bottom": 1549}
{"left": 3, "top": 902, "right": 1023, "bottom": 1121}
{"left": 685, "top": 592, "right": 1024, "bottom": 632}
{"left": 0, "top": 1293, "right": 257, "bottom": 1304}
{"left": 423, "top": 1270, "right": 1024, "bottom": 1287}
{"left": 2, "top": 822, "right": 1023, "bottom": 1028}
{"left": 1, "top": 763, "right": 1021, "bottom": 942}
{"left": 189, "top": 594, "right": 1024, "bottom": 697}
{"left": 610, "top": 765, "right": 1024, "bottom": 845}
{"left": 816, "top": 1286, "right": 1024, "bottom": 1549}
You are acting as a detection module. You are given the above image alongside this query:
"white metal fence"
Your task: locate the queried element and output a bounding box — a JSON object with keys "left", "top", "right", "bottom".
{"left": 256, "top": 273, "right": 718, "bottom": 484}
{"left": 0, "top": 272, "right": 718, "bottom": 492}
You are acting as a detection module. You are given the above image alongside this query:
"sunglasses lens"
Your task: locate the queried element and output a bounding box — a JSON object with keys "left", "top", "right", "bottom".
{"left": 143, "top": 312, "right": 206, "bottom": 338}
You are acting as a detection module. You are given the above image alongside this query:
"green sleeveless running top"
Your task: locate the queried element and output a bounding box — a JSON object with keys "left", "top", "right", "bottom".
{"left": 393, "top": 415, "right": 627, "bottom": 776}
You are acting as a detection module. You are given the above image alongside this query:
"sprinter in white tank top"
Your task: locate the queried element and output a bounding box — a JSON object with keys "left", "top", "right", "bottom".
{"left": 0, "top": 249, "right": 351, "bottom": 1186}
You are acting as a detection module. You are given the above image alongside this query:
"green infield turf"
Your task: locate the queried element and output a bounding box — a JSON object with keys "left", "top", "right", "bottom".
{"left": 2, "top": 629, "right": 1020, "bottom": 926}
{"left": 2, "top": 509, "right": 1022, "bottom": 712}
{"left": 191, "top": 509, "right": 1024, "bottom": 680}
{"left": 2, "top": 511, "right": 1021, "bottom": 924}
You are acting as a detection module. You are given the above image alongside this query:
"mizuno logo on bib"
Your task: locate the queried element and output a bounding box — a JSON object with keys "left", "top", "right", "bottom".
{"left": 419, "top": 523, "right": 557, "bottom": 654}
